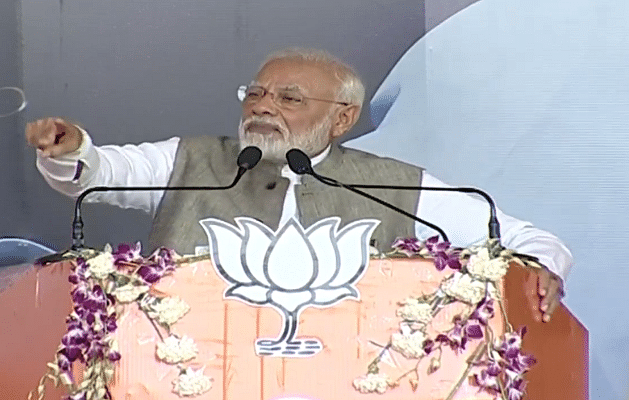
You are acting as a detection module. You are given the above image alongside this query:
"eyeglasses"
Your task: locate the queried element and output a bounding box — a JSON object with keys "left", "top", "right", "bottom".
{"left": 237, "top": 85, "right": 350, "bottom": 109}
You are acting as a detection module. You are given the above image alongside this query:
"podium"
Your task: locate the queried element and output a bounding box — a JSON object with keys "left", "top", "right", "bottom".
{"left": 0, "top": 257, "right": 587, "bottom": 400}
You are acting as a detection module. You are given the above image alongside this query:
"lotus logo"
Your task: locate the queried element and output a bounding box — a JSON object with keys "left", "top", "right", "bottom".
{"left": 199, "top": 216, "right": 379, "bottom": 357}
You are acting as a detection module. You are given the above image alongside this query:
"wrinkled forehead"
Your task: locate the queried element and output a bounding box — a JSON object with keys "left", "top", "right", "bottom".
{"left": 253, "top": 58, "right": 340, "bottom": 96}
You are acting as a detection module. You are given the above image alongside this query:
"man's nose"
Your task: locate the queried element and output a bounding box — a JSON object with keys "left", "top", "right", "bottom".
{"left": 250, "top": 92, "right": 279, "bottom": 116}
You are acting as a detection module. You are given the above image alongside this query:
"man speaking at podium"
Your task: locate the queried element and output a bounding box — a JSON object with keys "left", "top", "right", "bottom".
{"left": 25, "top": 48, "right": 572, "bottom": 323}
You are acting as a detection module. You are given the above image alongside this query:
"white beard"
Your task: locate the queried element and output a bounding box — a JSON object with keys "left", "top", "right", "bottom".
{"left": 238, "top": 114, "right": 333, "bottom": 162}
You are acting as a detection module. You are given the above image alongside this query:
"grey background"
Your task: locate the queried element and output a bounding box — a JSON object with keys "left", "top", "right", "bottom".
{"left": 0, "top": 0, "right": 28, "bottom": 241}
{"left": 8, "top": 0, "right": 466, "bottom": 251}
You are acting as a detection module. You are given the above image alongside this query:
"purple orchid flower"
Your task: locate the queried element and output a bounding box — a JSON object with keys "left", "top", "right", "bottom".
{"left": 425, "top": 236, "right": 450, "bottom": 254}
{"left": 80, "top": 285, "right": 108, "bottom": 313}
{"left": 112, "top": 242, "right": 143, "bottom": 266}
{"left": 69, "top": 258, "right": 90, "bottom": 284}
{"left": 136, "top": 247, "right": 177, "bottom": 284}
{"left": 56, "top": 352, "right": 72, "bottom": 373}
{"left": 435, "top": 317, "right": 466, "bottom": 353}
{"left": 70, "top": 283, "right": 89, "bottom": 305}
{"left": 61, "top": 326, "right": 88, "bottom": 347}
{"left": 59, "top": 345, "right": 83, "bottom": 364}
{"left": 391, "top": 237, "right": 422, "bottom": 256}
{"left": 473, "top": 363, "right": 501, "bottom": 392}
{"left": 465, "top": 323, "right": 484, "bottom": 339}
{"left": 471, "top": 326, "right": 536, "bottom": 398}
{"left": 433, "top": 250, "right": 462, "bottom": 271}
{"left": 63, "top": 391, "right": 87, "bottom": 400}
{"left": 136, "top": 264, "right": 164, "bottom": 284}
{"left": 149, "top": 247, "right": 176, "bottom": 264}
{"left": 56, "top": 243, "right": 179, "bottom": 398}
{"left": 390, "top": 236, "right": 463, "bottom": 272}
{"left": 103, "top": 312, "right": 118, "bottom": 332}
{"left": 422, "top": 236, "right": 462, "bottom": 271}
{"left": 470, "top": 297, "right": 495, "bottom": 326}
{"left": 435, "top": 316, "right": 485, "bottom": 354}
{"left": 506, "top": 377, "right": 526, "bottom": 400}
{"left": 85, "top": 342, "right": 105, "bottom": 360}
{"left": 472, "top": 355, "right": 505, "bottom": 395}
{"left": 422, "top": 339, "right": 435, "bottom": 355}
{"left": 498, "top": 327, "right": 527, "bottom": 359}
{"left": 108, "top": 349, "right": 122, "bottom": 362}
{"left": 507, "top": 351, "right": 537, "bottom": 374}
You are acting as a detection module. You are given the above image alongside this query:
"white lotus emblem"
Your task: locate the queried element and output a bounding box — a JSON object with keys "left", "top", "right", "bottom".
{"left": 199, "top": 216, "right": 379, "bottom": 357}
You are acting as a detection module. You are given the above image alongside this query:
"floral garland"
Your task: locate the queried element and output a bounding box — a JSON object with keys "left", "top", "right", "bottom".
{"left": 353, "top": 236, "right": 537, "bottom": 400}
{"left": 31, "top": 237, "right": 538, "bottom": 400}
{"left": 29, "top": 243, "right": 212, "bottom": 400}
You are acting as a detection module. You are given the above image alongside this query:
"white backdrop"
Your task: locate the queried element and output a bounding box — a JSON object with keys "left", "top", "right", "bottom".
{"left": 348, "top": 0, "right": 629, "bottom": 398}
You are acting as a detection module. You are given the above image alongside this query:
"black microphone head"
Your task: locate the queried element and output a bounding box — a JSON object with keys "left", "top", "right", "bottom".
{"left": 237, "top": 146, "right": 262, "bottom": 170}
{"left": 286, "top": 149, "right": 313, "bottom": 175}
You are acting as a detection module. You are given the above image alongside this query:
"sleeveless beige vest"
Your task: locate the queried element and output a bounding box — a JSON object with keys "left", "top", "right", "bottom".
{"left": 148, "top": 136, "right": 423, "bottom": 254}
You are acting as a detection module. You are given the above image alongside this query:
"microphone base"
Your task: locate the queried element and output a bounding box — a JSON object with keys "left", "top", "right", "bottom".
{"left": 34, "top": 248, "right": 95, "bottom": 266}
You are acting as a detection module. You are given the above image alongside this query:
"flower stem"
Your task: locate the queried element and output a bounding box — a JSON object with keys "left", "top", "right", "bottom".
{"left": 393, "top": 365, "right": 420, "bottom": 382}
{"left": 444, "top": 342, "right": 486, "bottom": 400}
{"left": 496, "top": 295, "right": 513, "bottom": 333}
{"left": 142, "top": 309, "right": 165, "bottom": 342}
{"left": 175, "top": 254, "right": 212, "bottom": 266}
{"left": 367, "top": 340, "right": 388, "bottom": 349}
{"left": 366, "top": 341, "right": 391, "bottom": 374}
{"left": 484, "top": 325, "right": 495, "bottom": 359}
{"left": 498, "top": 379, "right": 508, "bottom": 399}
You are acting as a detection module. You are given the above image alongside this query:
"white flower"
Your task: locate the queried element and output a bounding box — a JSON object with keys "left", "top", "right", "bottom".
{"left": 467, "top": 248, "right": 509, "bottom": 281}
{"left": 172, "top": 367, "right": 212, "bottom": 397}
{"left": 147, "top": 296, "right": 190, "bottom": 326}
{"left": 87, "top": 253, "right": 115, "bottom": 279}
{"left": 113, "top": 284, "right": 149, "bottom": 303}
{"left": 396, "top": 298, "right": 433, "bottom": 325}
{"left": 391, "top": 326, "right": 426, "bottom": 359}
{"left": 441, "top": 272, "right": 488, "bottom": 304}
{"left": 157, "top": 335, "right": 199, "bottom": 364}
{"left": 352, "top": 373, "right": 391, "bottom": 394}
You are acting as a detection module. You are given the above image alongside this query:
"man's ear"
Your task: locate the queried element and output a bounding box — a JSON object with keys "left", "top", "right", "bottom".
{"left": 330, "top": 104, "right": 361, "bottom": 139}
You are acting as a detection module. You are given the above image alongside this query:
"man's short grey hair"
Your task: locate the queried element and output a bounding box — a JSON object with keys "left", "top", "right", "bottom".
{"left": 260, "top": 47, "right": 365, "bottom": 110}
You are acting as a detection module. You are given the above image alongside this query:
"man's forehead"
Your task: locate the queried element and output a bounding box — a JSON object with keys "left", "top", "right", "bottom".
{"left": 254, "top": 59, "right": 338, "bottom": 92}
{"left": 250, "top": 81, "right": 304, "bottom": 92}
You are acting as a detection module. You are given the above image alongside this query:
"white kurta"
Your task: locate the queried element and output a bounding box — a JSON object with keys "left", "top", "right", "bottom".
{"left": 36, "top": 129, "right": 573, "bottom": 282}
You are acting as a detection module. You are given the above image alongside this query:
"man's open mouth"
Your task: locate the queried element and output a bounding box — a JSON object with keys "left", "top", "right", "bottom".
{"left": 246, "top": 122, "right": 282, "bottom": 135}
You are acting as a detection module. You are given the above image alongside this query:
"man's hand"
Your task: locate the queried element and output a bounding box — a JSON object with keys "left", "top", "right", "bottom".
{"left": 25, "top": 117, "right": 82, "bottom": 158}
{"left": 537, "top": 267, "right": 564, "bottom": 322}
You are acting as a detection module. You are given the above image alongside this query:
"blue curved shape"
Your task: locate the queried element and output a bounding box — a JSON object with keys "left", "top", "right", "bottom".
{"left": 0, "top": 237, "right": 55, "bottom": 267}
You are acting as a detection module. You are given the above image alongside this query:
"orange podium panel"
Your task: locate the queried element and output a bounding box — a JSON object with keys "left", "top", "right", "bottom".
{"left": 0, "top": 258, "right": 587, "bottom": 400}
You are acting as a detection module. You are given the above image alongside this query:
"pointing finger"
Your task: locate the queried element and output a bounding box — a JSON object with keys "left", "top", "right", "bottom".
{"left": 537, "top": 268, "right": 550, "bottom": 297}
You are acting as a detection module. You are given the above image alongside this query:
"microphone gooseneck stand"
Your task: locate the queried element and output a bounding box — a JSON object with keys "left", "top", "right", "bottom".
{"left": 70, "top": 146, "right": 262, "bottom": 251}
{"left": 286, "top": 149, "right": 451, "bottom": 242}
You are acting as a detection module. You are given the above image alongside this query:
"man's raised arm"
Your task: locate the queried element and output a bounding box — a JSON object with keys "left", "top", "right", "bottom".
{"left": 26, "top": 117, "right": 180, "bottom": 215}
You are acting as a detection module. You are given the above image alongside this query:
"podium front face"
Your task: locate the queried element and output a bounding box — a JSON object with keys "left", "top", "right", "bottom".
{"left": 0, "top": 258, "right": 588, "bottom": 400}
{"left": 94, "top": 259, "right": 505, "bottom": 400}
{"left": 0, "top": 261, "right": 75, "bottom": 400}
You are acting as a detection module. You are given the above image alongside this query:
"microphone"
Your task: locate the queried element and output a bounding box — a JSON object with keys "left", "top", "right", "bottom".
{"left": 237, "top": 146, "right": 263, "bottom": 170}
{"left": 287, "top": 148, "right": 501, "bottom": 245}
{"left": 286, "top": 149, "right": 450, "bottom": 242}
{"left": 50, "top": 146, "right": 262, "bottom": 257}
